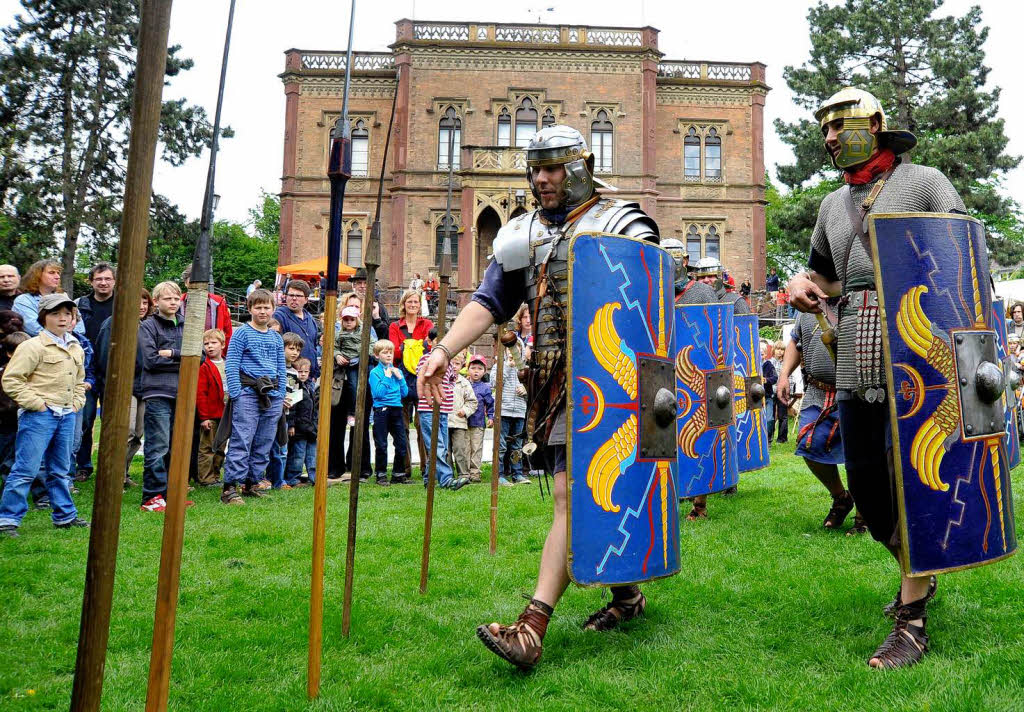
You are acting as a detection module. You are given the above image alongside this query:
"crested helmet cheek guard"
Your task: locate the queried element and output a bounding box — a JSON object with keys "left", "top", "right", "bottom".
{"left": 525, "top": 125, "right": 597, "bottom": 209}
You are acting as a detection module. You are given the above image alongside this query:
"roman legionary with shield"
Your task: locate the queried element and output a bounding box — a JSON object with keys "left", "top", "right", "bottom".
{"left": 788, "top": 87, "right": 1016, "bottom": 668}
{"left": 419, "top": 125, "right": 674, "bottom": 670}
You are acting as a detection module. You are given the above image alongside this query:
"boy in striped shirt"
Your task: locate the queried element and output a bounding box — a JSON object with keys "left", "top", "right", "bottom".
{"left": 221, "top": 289, "right": 287, "bottom": 505}
{"left": 416, "top": 329, "right": 468, "bottom": 491}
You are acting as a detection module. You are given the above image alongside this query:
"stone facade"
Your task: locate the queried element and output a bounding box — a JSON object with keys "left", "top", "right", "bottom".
{"left": 280, "top": 19, "right": 769, "bottom": 291}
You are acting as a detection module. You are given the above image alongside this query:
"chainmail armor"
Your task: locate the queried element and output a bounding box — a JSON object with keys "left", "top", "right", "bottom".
{"left": 808, "top": 161, "right": 965, "bottom": 391}
{"left": 793, "top": 311, "right": 836, "bottom": 411}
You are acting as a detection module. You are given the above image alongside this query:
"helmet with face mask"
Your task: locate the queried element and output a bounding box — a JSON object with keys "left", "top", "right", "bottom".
{"left": 660, "top": 238, "right": 687, "bottom": 281}
{"left": 814, "top": 87, "right": 917, "bottom": 169}
{"left": 525, "top": 125, "right": 596, "bottom": 209}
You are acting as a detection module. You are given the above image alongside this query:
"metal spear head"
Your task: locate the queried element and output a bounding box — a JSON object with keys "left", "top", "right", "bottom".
{"left": 365, "top": 220, "right": 381, "bottom": 270}
{"left": 439, "top": 233, "right": 452, "bottom": 279}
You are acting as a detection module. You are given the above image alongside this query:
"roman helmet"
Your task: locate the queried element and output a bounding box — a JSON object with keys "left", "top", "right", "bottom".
{"left": 690, "top": 257, "right": 723, "bottom": 280}
{"left": 660, "top": 238, "right": 688, "bottom": 281}
{"left": 525, "top": 125, "right": 596, "bottom": 208}
{"left": 814, "top": 87, "right": 917, "bottom": 169}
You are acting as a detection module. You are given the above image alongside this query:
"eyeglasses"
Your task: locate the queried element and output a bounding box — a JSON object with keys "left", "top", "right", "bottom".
{"left": 286, "top": 293, "right": 306, "bottom": 299}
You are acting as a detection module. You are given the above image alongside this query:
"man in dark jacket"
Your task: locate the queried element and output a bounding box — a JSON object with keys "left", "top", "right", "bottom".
{"left": 273, "top": 280, "right": 321, "bottom": 380}
{"left": 72, "top": 262, "right": 116, "bottom": 481}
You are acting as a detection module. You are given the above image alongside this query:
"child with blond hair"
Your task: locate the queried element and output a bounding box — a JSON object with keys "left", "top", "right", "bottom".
{"left": 369, "top": 339, "right": 409, "bottom": 485}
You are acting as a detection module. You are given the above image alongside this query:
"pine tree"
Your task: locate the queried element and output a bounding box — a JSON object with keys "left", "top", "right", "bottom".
{"left": 0, "top": 0, "right": 221, "bottom": 291}
{"left": 773, "top": 0, "right": 1022, "bottom": 263}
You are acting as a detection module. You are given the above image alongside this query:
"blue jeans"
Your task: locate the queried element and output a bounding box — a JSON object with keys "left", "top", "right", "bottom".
{"left": 267, "top": 440, "right": 287, "bottom": 488}
{"left": 75, "top": 388, "right": 99, "bottom": 474}
{"left": 286, "top": 437, "right": 317, "bottom": 484}
{"left": 68, "top": 406, "right": 85, "bottom": 475}
{"left": 223, "top": 391, "right": 283, "bottom": 487}
{"left": 142, "top": 397, "right": 175, "bottom": 502}
{"left": 0, "top": 409, "right": 79, "bottom": 527}
{"left": 417, "top": 410, "right": 453, "bottom": 487}
{"left": 499, "top": 416, "right": 525, "bottom": 479}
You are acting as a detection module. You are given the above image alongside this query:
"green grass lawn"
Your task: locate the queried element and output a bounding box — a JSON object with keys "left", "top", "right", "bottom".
{"left": 2, "top": 441, "right": 1023, "bottom": 711}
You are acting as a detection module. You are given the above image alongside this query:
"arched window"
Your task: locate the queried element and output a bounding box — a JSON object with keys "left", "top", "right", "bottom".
{"left": 591, "top": 110, "right": 613, "bottom": 173}
{"left": 435, "top": 216, "right": 459, "bottom": 268}
{"left": 346, "top": 223, "right": 363, "bottom": 267}
{"left": 438, "top": 107, "right": 461, "bottom": 170}
{"left": 497, "top": 107, "right": 511, "bottom": 146}
{"left": 705, "top": 225, "right": 720, "bottom": 259}
{"left": 686, "top": 223, "right": 702, "bottom": 259}
{"left": 684, "top": 127, "right": 701, "bottom": 181}
{"left": 514, "top": 98, "right": 538, "bottom": 147}
{"left": 704, "top": 128, "right": 722, "bottom": 181}
{"left": 541, "top": 107, "right": 556, "bottom": 128}
{"left": 351, "top": 120, "right": 369, "bottom": 177}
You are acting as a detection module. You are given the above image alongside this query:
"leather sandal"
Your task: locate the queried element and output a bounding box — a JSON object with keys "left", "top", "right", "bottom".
{"left": 583, "top": 586, "right": 646, "bottom": 632}
{"left": 883, "top": 575, "right": 937, "bottom": 618}
{"left": 476, "top": 599, "right": 552, "bottom": 670}
{"left": 846, "top": 513, "right": 869, "bottom": 536}
{"left": 686, "top": 502, "right": 708, "bottom": 521}
{"left": 869, "top": 598, "right": 929, "bottom": 669}
{"left": 823, "top": 491, "right": 855, "bottom": 529}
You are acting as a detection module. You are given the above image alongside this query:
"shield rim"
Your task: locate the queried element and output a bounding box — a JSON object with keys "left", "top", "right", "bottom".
{"left": 734, "top": 313, "right": 770, "bottom": 473}
{"left": 870, "top": 211, "right": 1018, "bottom": 577}
{"left": 565, "top": 230, "right": 682, "bottom": 588}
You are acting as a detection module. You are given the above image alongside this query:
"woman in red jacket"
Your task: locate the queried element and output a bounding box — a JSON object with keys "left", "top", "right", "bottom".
{"left": 388, "top": 289, "right": 432, "bottom": 474}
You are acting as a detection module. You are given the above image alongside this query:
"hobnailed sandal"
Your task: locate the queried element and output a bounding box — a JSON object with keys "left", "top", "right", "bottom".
{"left": 869, "top": 598, "right": 929, "bottom": 669}
{"left": 583, "top": 586, "right": 646, "bottom": 632}
{"left": 846, "top": 514, "right": 869, "bottom": 536}
{"left": 883, "top": 575, "right": 937, "bottom": 619}
{"left": 823, "top": 491, "right": 854, "bottom": 529}
{"left": 686, "top": 503, "right": 707, "bottom": 521}
{"left": 476, "top": 598, "right": 552, "bottom": 670}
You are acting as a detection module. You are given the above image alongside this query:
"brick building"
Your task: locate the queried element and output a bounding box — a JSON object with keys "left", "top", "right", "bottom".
{"left": 279, "top": 19, "right": 769, "bottom": 292}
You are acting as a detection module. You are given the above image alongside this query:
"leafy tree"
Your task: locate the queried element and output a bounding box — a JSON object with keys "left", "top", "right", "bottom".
{"left": 248, "top": 190, "right": 280, "bottom": 242}
{"left": 773, "top": 0, "right": 1022, "bottom": 263}
{"left": 0, "top": 0, "right": 227, "bottom": 291}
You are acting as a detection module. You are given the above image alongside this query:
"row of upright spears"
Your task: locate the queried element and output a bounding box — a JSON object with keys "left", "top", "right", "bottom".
{"left": 66, "top": 1, "right": 507, "bottom": 709}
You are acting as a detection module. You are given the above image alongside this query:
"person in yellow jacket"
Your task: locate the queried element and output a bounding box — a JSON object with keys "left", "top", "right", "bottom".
{"left": 0, "top": 294, "right": 89, "bottom": 537}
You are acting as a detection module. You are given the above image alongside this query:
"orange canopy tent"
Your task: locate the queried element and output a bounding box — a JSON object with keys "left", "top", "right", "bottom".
{"left": 275, "top": 257, "right": 355, "bottom": 280}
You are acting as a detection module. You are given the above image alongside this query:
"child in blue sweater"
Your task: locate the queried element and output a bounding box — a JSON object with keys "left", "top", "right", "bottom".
{"left": 368, "top": 339, "right": 409, "bottom": 485}
{"left": 221, "top": 289, "right": 287, "bottom": 505}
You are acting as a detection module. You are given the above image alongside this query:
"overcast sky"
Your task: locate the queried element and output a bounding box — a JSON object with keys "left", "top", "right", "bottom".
{"left": 3, "top": 0, "right": 1022, "bottom": 226}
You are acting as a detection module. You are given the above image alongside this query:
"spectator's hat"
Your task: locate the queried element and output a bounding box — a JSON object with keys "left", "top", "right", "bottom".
{"left": 350, "top": 267, "right": 367, "bottom": 281}
{"left": 341, "top": 306, "right": 360, "bottom": 319}
{"left": 468, "top": 354, "right": 488, "bottom": 368}
{"left": 37, "top": 293, "right": 76, "bottom": 327}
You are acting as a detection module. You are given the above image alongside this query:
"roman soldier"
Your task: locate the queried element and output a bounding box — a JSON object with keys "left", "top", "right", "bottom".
{"left": 662, "top": 238, "right": 717, "bottom": 304}
{"left": 787, "top": 87, "right": 966, "bottom": 668}
{"left": 418, "top": 125, "right": 659, "bottom": 669}
{"left": 776, "top": 308, "right": 866, "bottom": 534}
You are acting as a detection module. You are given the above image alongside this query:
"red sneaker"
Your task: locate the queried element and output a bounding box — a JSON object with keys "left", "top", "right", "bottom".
{"left": 141, "top": 496, "right": 167, "bottom": 512}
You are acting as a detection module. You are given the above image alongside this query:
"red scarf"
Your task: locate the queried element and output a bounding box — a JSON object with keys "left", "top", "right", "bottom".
{"left": 843, "top": 148, "right": 896, "bottom": 185}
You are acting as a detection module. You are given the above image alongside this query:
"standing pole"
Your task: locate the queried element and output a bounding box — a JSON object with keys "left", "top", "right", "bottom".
{"left": 70, "top": 2, "right": 176, "bottom": 710}
{"left": 489, "top": 328, "right": 505, "bottom": 555}
{"left": 419, "top": 123, "right": 456, "bottom": 594}
{"left": 309, "top": 0, "right": 356, "bottom": 697}
{"left": 145, "top": 3, "right": 235, "bottom": 710}
{"left": 341, "top": 85, "right": 399, "bottom": 637}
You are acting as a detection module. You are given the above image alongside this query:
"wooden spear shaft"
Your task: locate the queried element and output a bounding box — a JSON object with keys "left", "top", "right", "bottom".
{"left": 309, "top": 0, "right": 356, "bottom": 696}
{"left": 489, "top": 330, "right": 504, "bottom": 555}
{"left": 70, "top": 3, "right": 174, "bottom": 710}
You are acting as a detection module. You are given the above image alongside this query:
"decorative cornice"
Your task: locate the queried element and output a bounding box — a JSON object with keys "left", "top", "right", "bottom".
{"left": 656, "top": 84, "right": 754, "bottom": 107}
{"left": 292, "top": 75, "right": 397, "bottom": 98}
{"left": 393, "top": 45, "right": 655, "bottom": 74}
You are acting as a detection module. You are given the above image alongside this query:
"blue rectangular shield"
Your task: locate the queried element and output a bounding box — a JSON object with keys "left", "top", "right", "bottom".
{"left": 733, "top": 314, "right": 770, "bottom": 472}
{"left": 675, "top": 303, "right": 739, "bottom": 497}
{"left": 991, "top": 299, "right": 1021, "bottom": 469}
{"left": 871, "top": 213, "right": 1017, "bottom": 576}
{"left": 567, "top": 232, "right": 680, "bottom": 586}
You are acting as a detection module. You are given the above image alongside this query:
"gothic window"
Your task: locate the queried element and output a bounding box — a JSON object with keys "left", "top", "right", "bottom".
{"left": 435, "top": 215, "right": 459, "bottom": 268}
{"left": 351, "top": 120, "right": 369, "bottom": 177}
{"left": 684, "top": 127, "right": 701, "bottom": 181}
{"left": 591, "top": 110, "right": 613, "bottom": 173}
{"left": 345, "top": 223, "right": 363, "bottom": 267}
{"left": 704, "top": 128, "right": 722, "bottom": 181}
{"left": 542, "top": 107, "right": 556, "bottom": 128}
{"left": 686, "top": 224, "right": 703, "bottom": 259}
{"left": 437, "top": 107, "right": 461, "bottom": 170}
{"left": 497, "top": 107, "right": 511, "bottom": 146}
{"left": 705, "top": 225, "right": 720, "bottom": 259}
{"left": 515, "top": 98, "right": 538, "bottom": 147}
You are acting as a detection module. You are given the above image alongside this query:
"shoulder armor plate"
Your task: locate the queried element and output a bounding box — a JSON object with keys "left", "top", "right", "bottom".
{"left": 574, "top": 199, "right": 659, "bottom": 241}
{"left": 491, "top": 211, "right": 535, "bottom": 272}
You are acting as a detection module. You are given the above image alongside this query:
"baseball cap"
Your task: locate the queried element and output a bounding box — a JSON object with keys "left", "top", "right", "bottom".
{"left": 468, "top": 354, "right": 487, "bottom": 367}
{"left": 37, "top": 293, "right": 77, "bottom": 326}
{"left": 341, "top": 306, "right": 360, "bottom": 319}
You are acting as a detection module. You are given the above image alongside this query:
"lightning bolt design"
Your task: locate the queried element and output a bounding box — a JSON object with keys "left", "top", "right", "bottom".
{"left": 600, "top": 243, "right": 654, "bottom": 349}
{"left": 597, "top": 464, "right": 658, "bottom": 574}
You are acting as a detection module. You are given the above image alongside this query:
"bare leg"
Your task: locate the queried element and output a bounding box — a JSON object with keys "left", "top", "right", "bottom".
{"left": 804, "top": 459, "right": 845, "bottom": 498}
{"left": 532, "top": 471, "right": 570, "bottom": 606}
